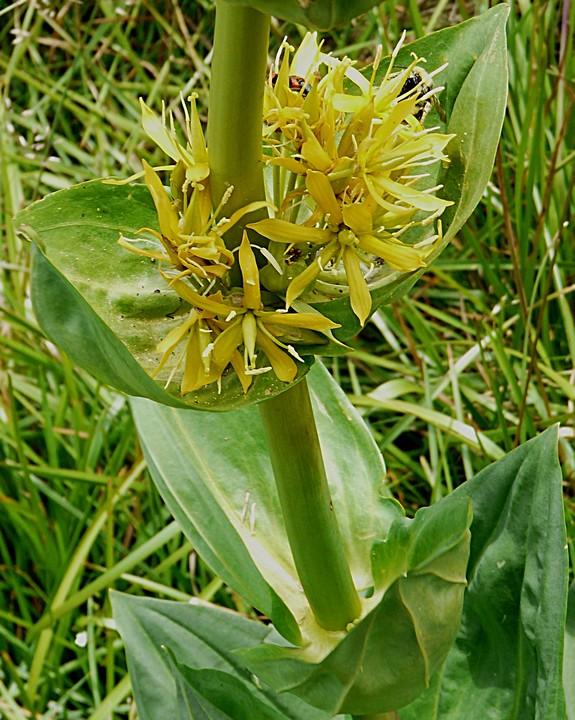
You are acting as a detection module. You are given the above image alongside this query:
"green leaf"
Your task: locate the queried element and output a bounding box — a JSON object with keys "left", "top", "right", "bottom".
{"left": 565, "top": 581, "right": 575, "bottom": 720}
{"left": 238, "top": 496, "right": 471, "bottom": 715}
{"left": 164, "top": 646, "right": 292, "bottom": 720}
{"left": 129, "top": 362, "right": 389, "bottom": 645}
{"left": 219, "top": 0, "right": 379, "bottom": 31}
{"left": 111, "top": 593, "right": 340, "bottom": 720}
{"left": 17, "top": 181, "right": 314, "bottom": 411}
{"left": 400, "top": 426, "right": 568, "bottom": 719}
{"left": 307, "top": 5, "right": 510, "bottom": 337}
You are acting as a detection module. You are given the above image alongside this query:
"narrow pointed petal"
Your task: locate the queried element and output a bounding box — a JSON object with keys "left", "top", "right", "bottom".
{"left": 301, "top": 122, "right": 333, "bottom": 173}
{"left": 359, "top": 234, "right": 427, "bottom": 271}
{"left": 306, "top": 170, "right": 343, "bottom": 225}
{"left": 239, "top": 233, "right": 261, "bottom": 310}
{"left": 188, "top": 93, "right": 208, "bottom": 164}
{"left": 342, "top": 246, "right": 372, "bottom": 325}
{"left": 342, "top": 202, "right": 373, "bottom": 234}
{"left": 374, "top": 175, "right": 452, "bottom": 213}
{"left": 285, "top": 241, "right": 339, "bottom": 307}
{"left": 290, "top": 31, "right": 321, "bottom": 77}
{"left": 256, "top": 329, "right": 298, "bottom": 382}
{"left": 285, "top": 257, "right": 322, "bottom": 308}
{"left": 181, "top": 328, "right": 221, "bottom": 394}
{"left": 230, "top": 350, "right": 253, "bottom": 393}
{"left": 169, "top": 278, "right": 232, "bottom": 317}
{"left": 153, "top": 312, "right": 199, "bottom": 376}
{"left": 267, "top": 157, "right": 308, "bottom": 174}
{"left": 248, "top": 218, "right": 332, "bottom": 245}
{"left": 140, "top": 98, "right": 195, "bottom": 167}
{"left": 212, "top": 321, "right": 244, "bottom": 367}
{"left": 142, "top": 160, "right": 180, "bottom": 240}
{"left": 219, "top": 201, "right": 274, "bottom": 234}
{"left": 258, "top": 311, "right": 339, "bottom": 331}
{"left": 242, "top": 313, "right": 259, "bottom": 370}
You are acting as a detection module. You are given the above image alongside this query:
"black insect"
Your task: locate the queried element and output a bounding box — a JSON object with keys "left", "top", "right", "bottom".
{"left": 399, "top": 67, "right": 447, "bottom": 123}
{"left": 285, "top": 246, "right": 303, "bottom": 265}
{"left": 271, "top": 73, "right": 312, "bottom": 98}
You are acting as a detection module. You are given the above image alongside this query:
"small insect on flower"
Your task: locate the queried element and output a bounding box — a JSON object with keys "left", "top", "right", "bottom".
{"left": 271, "top": 73, "right": 312, "bottom": 97}
{"left": 399, "top": 66, "right": 447, "bottom": 123}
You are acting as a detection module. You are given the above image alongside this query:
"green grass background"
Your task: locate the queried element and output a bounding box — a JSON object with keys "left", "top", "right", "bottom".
{"left": 1, "top": 0, "right": 574, "bottom": 717}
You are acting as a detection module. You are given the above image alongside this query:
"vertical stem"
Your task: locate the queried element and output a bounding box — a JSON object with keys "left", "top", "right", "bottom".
{"left": 208, "top": 0, "right": 270, "bottom": 261}
{"left": 259, "top": 377, "right": 362, "bottom": 630}
{"left": 208, "top": 1, "right": 360, "bottom": 631}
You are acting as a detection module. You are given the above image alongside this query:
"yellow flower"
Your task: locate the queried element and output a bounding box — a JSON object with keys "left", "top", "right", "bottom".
{"left": 257, "top": 32, "right": 454, "bottom": 325}
{"left": 120, "top": 161, "right": 272, "bottom": 282}
{"left": 139, "top": 95, "right": 209, "bottom": 191}
{"left": 157, "top": 233, "right": 340, "bottom": 394}
{"left": 250, "top": 188, "right": 438, "bottom": 325}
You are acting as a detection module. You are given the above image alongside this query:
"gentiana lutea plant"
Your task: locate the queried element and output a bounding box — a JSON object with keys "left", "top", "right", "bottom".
{"left": 17, "top": 2, "right": 569, "bottom": 718}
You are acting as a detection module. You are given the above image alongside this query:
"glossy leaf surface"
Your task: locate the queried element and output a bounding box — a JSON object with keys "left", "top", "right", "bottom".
{"left": 219, "top": 0, "right": 379, "bottom": 31}
{"left": 18, "top": 182, "right": 314, "bottom": 410}
{"left": 400, "top": 426, "right": 568, "bottom": 719}
{"left": 238, "top": 497, "right": 471, "bottom": 715}
{"left": 111, "top": 593, "right": 343, "bottom": 720}
{"left": 308, "top": 5, "right": 510, "bottom": 337}
{"left": 565, "top": 581, "right": 575, "bottom": 720}
{"left": 129, "top": 362, "right": 389, "bottom": 645}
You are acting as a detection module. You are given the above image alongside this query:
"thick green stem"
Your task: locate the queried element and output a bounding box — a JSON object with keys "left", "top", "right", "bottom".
{"left": 207, "top": 1, "right": 269, "bottom": 264}
{"left": 352, "top": 713, "right": 399, "bottom": 720}
{"left": 259, "top": 378, "right": 362, "bottom": 630}
{"left": 208, "top": 1, "right": 359, "bottom": 631}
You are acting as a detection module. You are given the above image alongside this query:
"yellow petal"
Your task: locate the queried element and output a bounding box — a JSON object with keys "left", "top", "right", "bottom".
{"left": 142, "top": 160, "right": 180, "bottom": 240}
{"left": 259, "top": 310, "right": 339, "bottom": 331}
{"left": 212, "top": 321, "right": 244, "bottom": 367}
{"left": 239, "top": 233, "right": 261, "bottom": 310}
{"left": 153, "top": 312, "right": 199, "bottom": 376}
{"left": 117, "top": 236, "right": 168, "bottom": 262}
{"left": 248, "top": 218, "right": 332, "bottom": 245}
{"left": 256, "top": 329, "right": 298, "bottom": 382}
{"left": 342, "top": 202, "right": 373, "bottom": 234}
{"left": 285, "top": 241, "right": 339, "bottom": 307}
{"left": 169, "top": 278, "right": 232, "bottom": 317}
{"left": 359, "top": 234, "right": 427, "bottom": 271}
{"left": 156, "top": 312, "right": 198, "bottom": 355}
{"left": 285, "top": 257, "right": 322, "bottom": 308}
{"left": 306, "top": 170, "right": 343, "bottom": 225}
{"left": 187, "top": 93, "right": 208, "bottom": 165}
{"left": 342, "top": 246, "right": 371, "bottom": 325}
{"left": 267, "top": 157, "right": 308, "bottom": 174}
{"left": 242, "top": 312, "right": 258, "bottom": 369}
{"left": 181, "top": 327, "right": 221, "bottom": 393}
{"left": 374, "top": 175, "right": 452, "bottom": 213}
{"left": 337, "top": 99, "right": 375, "bottom": 158}
{"left": 219, "top": 201, "right": 274, "bottom": 235}
{"left": 290, "top": 31, "right": 321, "bottom": 77}
{"left": 301, "top": 122, "right": 333, "bottom": 173}
{"left": 230, "top": 350, "right": 253, "bottom": 393}
{"left": 140, "top": 98, "right": 195, "bottom": 167}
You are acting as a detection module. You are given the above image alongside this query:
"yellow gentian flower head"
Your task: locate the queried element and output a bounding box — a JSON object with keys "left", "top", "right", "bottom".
{"left": 153, "top": 233, "right": 340, "bottom": 394}
{"left": 256, "top": 32, "right": 455, "bottom": 325}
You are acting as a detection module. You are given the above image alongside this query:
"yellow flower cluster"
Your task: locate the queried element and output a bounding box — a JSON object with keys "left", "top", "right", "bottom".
{"left": 121, "top": 96, "right": 339, "bottom": 395}
{"left": 252, "top": 33, "right": 454, "bottom": 324}
{"left": 121, "top": 34, "right": 454, "bottom": 396}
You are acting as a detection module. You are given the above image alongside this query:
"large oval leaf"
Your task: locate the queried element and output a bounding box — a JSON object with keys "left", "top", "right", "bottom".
{"left": 220, "top": 0, "right": 380, "bottom": 31}
{"left": 238, "top": 496, "right": 471, "bottom": 715}
{"left": 129, "top": 363, "right": 390, "bottom": 644}
{"left": 305, "top": 4, "right": 510, "bottom": 337}
{"left": 111, "top": 593, "right": 342, "bottom": 720}
{"left": 17, "top": 181, "right": 313, "bottom": 411}
{"left": 400, "top": 426, "right": 568, "bottom": 719}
